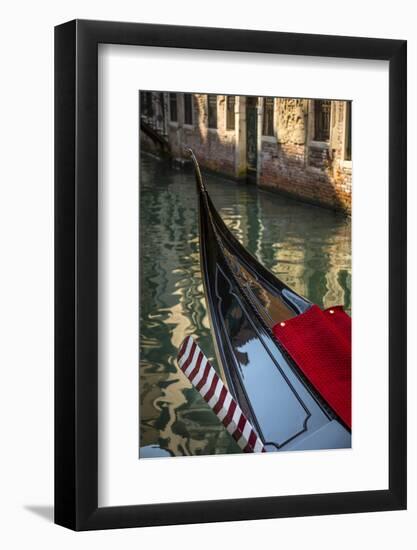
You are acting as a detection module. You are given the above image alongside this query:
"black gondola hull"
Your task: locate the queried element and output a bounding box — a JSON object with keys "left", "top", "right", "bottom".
{"left": 192, "top": 151, "right": 351, "bottom": 452}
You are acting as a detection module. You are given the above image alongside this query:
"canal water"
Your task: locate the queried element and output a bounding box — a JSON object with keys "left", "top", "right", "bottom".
{"left": 139, "top": 153, "right": 351, "bottom": 458}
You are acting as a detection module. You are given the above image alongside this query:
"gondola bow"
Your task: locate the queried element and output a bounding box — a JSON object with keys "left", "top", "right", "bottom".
{"left": 188, "top": 149, "right": 351, "bottom": 452}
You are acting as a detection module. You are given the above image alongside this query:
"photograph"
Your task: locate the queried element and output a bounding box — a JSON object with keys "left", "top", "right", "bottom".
{"left": 139, "top": 91, "right": 352, "bottom": 458}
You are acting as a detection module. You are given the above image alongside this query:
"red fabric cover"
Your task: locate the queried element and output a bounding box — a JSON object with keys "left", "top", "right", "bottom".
{"left": 272, "top": 305, "right": 351, "bottom": 429}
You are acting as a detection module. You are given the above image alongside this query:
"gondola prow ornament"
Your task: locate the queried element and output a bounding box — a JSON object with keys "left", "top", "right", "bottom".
{"left": 177, "top": 336, "right": 266, "bottom": 453}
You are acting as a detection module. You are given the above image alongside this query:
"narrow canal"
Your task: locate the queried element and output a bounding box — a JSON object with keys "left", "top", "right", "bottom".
{"left": 139, "top": 153, "right": 351, "bottom": 458}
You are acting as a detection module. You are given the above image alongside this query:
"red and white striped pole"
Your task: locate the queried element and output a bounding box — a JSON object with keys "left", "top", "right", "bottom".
{"left": 177, "top": 336, "right": 266, "bottom": 453}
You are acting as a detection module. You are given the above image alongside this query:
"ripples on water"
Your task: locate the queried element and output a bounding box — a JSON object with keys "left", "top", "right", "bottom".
{"left": 139, "top": 153, "right": 351, "bottom": 458}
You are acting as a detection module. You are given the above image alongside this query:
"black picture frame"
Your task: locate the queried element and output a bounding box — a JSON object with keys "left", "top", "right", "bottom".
{"left": 55, "top": 19, "right": 407, "bottom": 531}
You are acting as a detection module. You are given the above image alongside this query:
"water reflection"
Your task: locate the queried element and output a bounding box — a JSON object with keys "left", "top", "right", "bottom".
{"left": 139, "top": 153, "right": 351, "bottom": 458}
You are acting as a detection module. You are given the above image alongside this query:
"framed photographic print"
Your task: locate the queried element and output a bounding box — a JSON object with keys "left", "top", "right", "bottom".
{"left": 55, "top": 20, "right": 407, "bottom": 530}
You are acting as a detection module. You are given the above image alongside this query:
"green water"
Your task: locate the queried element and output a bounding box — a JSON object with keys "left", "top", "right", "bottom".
{"left": 139, "top": 153, "right": 351, "bottom": 458}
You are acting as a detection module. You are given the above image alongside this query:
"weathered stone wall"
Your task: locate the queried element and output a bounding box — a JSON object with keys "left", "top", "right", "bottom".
{"left": 259, "top": 99, "right": 351, "bottom": 213}
{"left": 330, "top": 102, "right": 352, "bottom": 212}
{"left": 140, "top": 93, "right": 352, "bottom": 213}
{"left": 168, "top": 94, "right": 237, "bottom": 178}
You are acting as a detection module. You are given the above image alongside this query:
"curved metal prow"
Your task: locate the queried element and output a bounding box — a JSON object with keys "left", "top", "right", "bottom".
{"left": 186, "top": 148, "right": 207, "bottom": 194}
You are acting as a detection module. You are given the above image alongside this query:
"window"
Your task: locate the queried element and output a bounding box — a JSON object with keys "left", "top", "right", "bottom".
{"left": 207, "top": 95, "right": 217, "bottom": 129}
{"left": 226, "top": 96, "right": 235, "bottom": 130}
{"left": 183, "top": 94, "right": 193, "bottom": 125}
{"left": 169, "top": 93, "right": 178, "bottom": 122}
{"left": 345, "top": 101, "right": 352, "bottom": 161}
{"left": 262, "top": 97, "right": 274, "bottom": 136}
{"left": 314, "top": 100, "right": 331, "bottom": 141}
{"left": 140, "top": 92, "right": 153, "bottom": 117}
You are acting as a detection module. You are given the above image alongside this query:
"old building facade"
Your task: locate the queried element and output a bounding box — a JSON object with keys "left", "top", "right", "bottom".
{"left": 140, "top": 92, "right": 352, "bottom": 213}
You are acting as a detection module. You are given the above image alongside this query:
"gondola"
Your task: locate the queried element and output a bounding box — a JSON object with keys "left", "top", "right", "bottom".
{"left": 188, "top": 149, "right": 351, "bottom": 452}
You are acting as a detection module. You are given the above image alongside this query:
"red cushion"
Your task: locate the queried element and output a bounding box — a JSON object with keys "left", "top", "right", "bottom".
{"left": 273, "top": 305, "right": 351, "bottom": 429}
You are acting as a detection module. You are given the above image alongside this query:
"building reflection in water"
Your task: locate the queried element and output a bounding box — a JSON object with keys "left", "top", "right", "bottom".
{"left": 139, "top": 154, "right": 351, "bottom": 458}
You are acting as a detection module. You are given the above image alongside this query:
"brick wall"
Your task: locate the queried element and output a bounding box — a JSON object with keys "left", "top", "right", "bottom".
{"left": 140, "top": 93, "right": 352, "bottom": 213}
{"left": 258, "top": 99, "right": 351, "bottom": 213}
{"left": 167, "top": 94, "right": 237, "bottom": 178}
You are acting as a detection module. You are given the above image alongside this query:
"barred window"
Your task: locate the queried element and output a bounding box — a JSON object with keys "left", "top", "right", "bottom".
{"left": 208, "top": 95, "right": 218, "bottom": 129}
{"left": 169, "top": 93, "right": 178, "bottom": 122}
{"left": 184, "top": 94, "right": 193, "bottom": 125}
{"left": 226, "top": 96, "right": 235, "bottom": 130}
{"left": 345, "top": 102, "right": 352, "bottom": 161}
{"left": 262, "top": 97, "right": 274, "bottom": 136}
{"left": 314, "top": 100, "right": 331, "bottom": 141}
